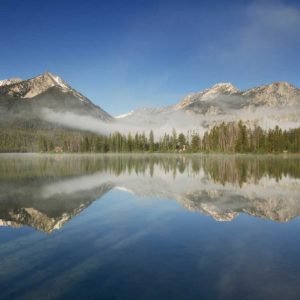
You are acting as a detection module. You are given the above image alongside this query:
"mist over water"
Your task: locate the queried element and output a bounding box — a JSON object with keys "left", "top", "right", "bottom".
{"left": 0, "top": 154, "right": 300, "bottom": 299}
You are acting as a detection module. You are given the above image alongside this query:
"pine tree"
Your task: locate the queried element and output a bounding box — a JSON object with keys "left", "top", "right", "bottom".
{"left": 149, "top": 130, "right": 155, "bottom": 152}
{"left": 178, "top": 133, "right": 186, "bottom": 151}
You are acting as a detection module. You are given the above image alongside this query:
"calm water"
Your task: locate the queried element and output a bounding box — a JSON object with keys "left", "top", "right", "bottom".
{"left": 0, "top": 154, "right": 300, "bottom": 300}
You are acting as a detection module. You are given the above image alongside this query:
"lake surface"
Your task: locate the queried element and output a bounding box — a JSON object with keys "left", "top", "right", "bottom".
{"left": 0, "top": 154, "right": 300, "bottom": 300}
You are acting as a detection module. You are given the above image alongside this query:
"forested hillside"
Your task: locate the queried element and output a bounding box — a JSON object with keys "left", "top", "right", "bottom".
{"left": 0, "top": 121, "right": 299, "bottom": 153}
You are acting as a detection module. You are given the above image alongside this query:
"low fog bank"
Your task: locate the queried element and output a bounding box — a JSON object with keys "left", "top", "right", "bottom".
{"left": 41, "top": 108, "right": 208, "bottom": 137}
{"left": 41, "top": 105, "right": 300, "bottom": 138}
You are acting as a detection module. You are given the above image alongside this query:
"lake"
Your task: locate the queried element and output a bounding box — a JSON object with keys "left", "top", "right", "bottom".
{"left": 0, "top": 154, "right": 300, "bottom": 300}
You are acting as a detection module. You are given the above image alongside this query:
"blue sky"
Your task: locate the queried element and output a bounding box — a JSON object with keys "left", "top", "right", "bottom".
{"left": 1, "top": 0, "right": 300, "bottom": 115}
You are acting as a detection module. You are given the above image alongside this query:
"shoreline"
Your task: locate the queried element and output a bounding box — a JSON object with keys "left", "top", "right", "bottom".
{"left": 0, "top": 152, "right": 299, "bottom": 157}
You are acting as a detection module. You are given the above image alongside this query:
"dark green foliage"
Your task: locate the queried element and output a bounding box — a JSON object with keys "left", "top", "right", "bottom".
{"left": 0, "top": 121, "right": 299, "bottom": 153}
{"left": 200, "top": 122, "right": 300, "bottom": 154}
{"left": 191, "top": 134, "right": 201, "bottom": 152}
{"left": 149, "top": 130, "right": 155, "bottom": 152}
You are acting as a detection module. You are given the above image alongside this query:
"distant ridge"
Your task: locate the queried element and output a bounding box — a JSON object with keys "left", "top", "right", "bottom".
{"left": 117, "top": 81, "right": 300, "bottom": 132}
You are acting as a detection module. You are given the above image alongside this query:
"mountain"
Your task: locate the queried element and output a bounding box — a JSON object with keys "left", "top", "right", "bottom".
{"left": 116, "top": 81, "right": 300, "bottom": 132}
{"left": 172, "top": 83, "right": 241, "bottom": 112}
{"left": 121, "top": 81, "right": 300, "bottom": 116}
{"left": 0, "top": 72, "right": 112, "bottom": 129}
{"left": 173, "top": 81, "right": 300, "bottom": 112}
{"left": 1, "top": 72, "right": 300, "bottom": 134}
{"left": 242, "top": 82, "right": 300, "bottom": 107}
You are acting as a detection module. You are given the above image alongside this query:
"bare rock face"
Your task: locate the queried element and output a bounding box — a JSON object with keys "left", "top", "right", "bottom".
{"left": 0, "top": 72, "right": 80, "bottom": 99}
{"left": 172, "top": 81, "right": 299, "bottom": 112}
{"left": 0, "top": 78, "right": 22, "bottom": 87}
{"left": 242, "top": 82, "right": 300, "bottom": 107}
{"left": 0, "top": 72, "right": 112, "bottom": 126}
{"left": 174, "top": 83, "right": 240, "bottom": 111}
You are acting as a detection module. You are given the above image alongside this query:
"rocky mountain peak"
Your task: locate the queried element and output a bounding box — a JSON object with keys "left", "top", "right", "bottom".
{"left": 243, "top": 81, "right": 300, "bottom": 107}
{"left": 41, "top": 71, "right": 69, "bottom": 89}
{"left": 199, "top": 83, "right": 240, "bottom": 100}
{"left": 0, "top": 71, "right": 82, "bottom": 100}
{"left": 0, "top": 71, "right": 113, "bottom": 122}
{"left": 209, "top": 82, "right": 240, "bottom": 94}
{"left": 0, "top": 78, "right": 23, "bottom": 87}
{"left": 245, "top": 81, "right": 297, "bottom": 94}
{"left": 22, "top": 71, "right": 70, "bottom": 98}
{"left": 173, "top": 82, "right": 240, "bottom": 111}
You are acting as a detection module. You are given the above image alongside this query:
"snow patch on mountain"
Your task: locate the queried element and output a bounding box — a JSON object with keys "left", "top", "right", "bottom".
{"left": 115, "top": 111, "right": 134, "bottom": 119}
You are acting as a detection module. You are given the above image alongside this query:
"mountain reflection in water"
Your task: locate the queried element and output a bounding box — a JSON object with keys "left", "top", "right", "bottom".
{"left": 0, "top": 154, "right": 299, "bottom": 232}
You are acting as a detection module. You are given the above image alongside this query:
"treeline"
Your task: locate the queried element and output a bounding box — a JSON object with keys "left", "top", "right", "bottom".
{"left": 0, "top": 121, "right": 299, "bottom": 153}
{"left": 201, "top": 122, "right": 300, "bottom": 153}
